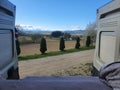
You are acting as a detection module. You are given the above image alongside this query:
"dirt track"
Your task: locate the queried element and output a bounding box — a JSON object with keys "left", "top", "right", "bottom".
{"left": 19, "top": 50, "right": 94, "bottom": 79}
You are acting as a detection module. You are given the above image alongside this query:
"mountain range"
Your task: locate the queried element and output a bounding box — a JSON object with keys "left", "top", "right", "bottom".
{"left": 18, "top": 29, "right": 86, "bottom": 35}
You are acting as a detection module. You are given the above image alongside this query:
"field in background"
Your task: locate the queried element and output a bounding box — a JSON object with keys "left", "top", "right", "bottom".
{"left": 19, "top": 38, "right": 86, "bottom": 56}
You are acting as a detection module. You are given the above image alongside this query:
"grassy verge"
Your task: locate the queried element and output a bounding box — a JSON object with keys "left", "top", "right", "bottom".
{"left": 18, "top": 46, "right": 95, "bottom": 61}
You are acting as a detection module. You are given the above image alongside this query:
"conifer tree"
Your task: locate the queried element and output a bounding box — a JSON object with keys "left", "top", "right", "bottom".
{"left": 16, "top": 39, "right": 21, "bottom": 55}
{"left": 40, "top": 37, "right": 47, "bottom": 54}
{"left": 59, "top": 37, "right": 65, "bottom": 51}
{"left": 86, "top": 36, "right": 91, "bottom": 47}
{"left": 75, "top": 37, "right": 80, "bottom": 49}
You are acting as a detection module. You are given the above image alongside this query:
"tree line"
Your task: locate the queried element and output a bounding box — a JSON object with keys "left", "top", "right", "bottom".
{"left": 40, "top": 36, "right": 91, "bottom": 54}
{"left": 16, "top": 35, "right": 92, "bottom": 56}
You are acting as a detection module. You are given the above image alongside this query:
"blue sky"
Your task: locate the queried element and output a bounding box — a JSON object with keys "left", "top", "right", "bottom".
{"left": 9, "top": 0, "right": 111, "bottom": 30}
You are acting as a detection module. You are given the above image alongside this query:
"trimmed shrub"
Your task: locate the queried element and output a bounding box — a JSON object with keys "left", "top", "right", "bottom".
{"left": 40, "top": 37, "right": 47, "bottom": 54}
{"left": 16, "top": 39, "right": 21, "bottom": 55}
{"left": 75, "top": 37, "right": 80, "bottom": 49}
{"left": 86, "top": 36, "right": 91, "bottom": 47}
{"left": 59, "top": 37, "right": 65, "bottom": 51}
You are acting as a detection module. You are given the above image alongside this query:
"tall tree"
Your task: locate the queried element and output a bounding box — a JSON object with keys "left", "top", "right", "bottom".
{"left": 31, "top": 34, "right": 41, "bottom": 43}
{"left": 75, "top": 37, "right": 80, "bottom": 49}
{"left": 15, "top": 28, "right": 21, "bottom": 55}
{"left": 59, "top": 37, "right": 65, "bottom": 51}
{"left": 51, "top": 31, "right": 63, "bottom": 38}
{"left": 85, "top": 22, "right": 97, "bottom": 40}
{"left": 16, "top": 40, "right": 21, "bottom": 55}
{"left": 64, "top": 33, "right": 71, "bottom": 40}
{"left": 86, "top": 36, "right": 91, "bottom": 47}
{"left": 85, "top": 22, "right": 97, "bottom": 46}
{"left": 40, "top": 37, "right": 47, "bottom": 54}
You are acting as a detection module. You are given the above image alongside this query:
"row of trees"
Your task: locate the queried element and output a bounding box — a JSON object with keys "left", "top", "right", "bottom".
{"left": 40, "top": 36, "right": 91, "bottom": 54}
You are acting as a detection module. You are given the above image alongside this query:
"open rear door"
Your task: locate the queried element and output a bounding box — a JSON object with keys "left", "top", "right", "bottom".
{"left": 99, "top": 31, "right": 116, "bottom": 63}
{"left": 0, "top": 30, "right": 13, "bottom": 70}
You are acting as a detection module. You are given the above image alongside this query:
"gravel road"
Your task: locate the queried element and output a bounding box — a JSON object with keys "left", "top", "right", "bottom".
{"left": 19, "top": 50, "right": 94, "bottom": 79}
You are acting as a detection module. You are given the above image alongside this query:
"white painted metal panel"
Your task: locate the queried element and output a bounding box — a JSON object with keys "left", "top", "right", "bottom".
{"left": 98, "top": 0, "right": 120, "bottom": 15}
{"left": 0, "top": 30, "right": 12, "bottom": 70}
{"left": 100, "top": 32, "right": 116, "bottom": 64}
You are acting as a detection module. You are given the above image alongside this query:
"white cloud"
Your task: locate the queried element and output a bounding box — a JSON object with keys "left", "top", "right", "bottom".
{"left": 17, "top": 24, "right": 42, "bottom": 30}
{"left": 16, "top": 24, "right": 86, "bottom": 31}
{"left": 71, "top": 26, "right": 85, "bottom": 30}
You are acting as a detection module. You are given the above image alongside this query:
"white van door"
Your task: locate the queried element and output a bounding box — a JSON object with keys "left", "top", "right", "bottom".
{"left": 99, "top": 31, "right": 116, "bottom": 63}
{"left": 0, "top": 30, "right": 13, "bottom": 70}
